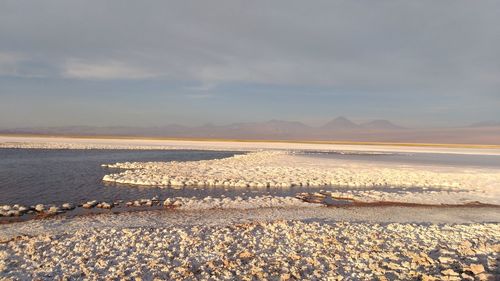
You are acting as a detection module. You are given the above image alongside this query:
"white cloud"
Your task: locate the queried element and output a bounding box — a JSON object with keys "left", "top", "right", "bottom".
{"left": 63, "top": 59, "right": 163, "bottom": 80}
{"left": 0, "top": 52, "right": 25, "bottom": 76}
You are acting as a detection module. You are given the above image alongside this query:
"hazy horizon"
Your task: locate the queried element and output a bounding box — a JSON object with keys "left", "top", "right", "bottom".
{"left": 2, "top": 116, "right": 500, "bottom": 145}
{"left": 1, "top": 116, "right": 499, "bottom": 130}
{"left": 1, "top": 1, "right": 500, "bottom": 129}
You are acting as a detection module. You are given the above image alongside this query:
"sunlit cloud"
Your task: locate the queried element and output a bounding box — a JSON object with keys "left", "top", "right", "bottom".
{"left": 0, "top": 51, "right": 26, "bottom": 76}
{"left": 62, "top": 59, "right": 164, "bottom": 80}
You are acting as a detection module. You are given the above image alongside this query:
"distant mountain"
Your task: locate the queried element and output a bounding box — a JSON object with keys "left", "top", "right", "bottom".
{"left": 255, "top": 120, "right": 311, "bottom": 134}
{"left": 0, "top": 118, "right": 407, "bottom": 138}
{"left": 4, "top": 117, "right": 498, "bottom": 144}
{"left": 360, "top": 120, "right": 405, "bottom": 130}
{"left": 0, "top": 125, "right": 188, "bottom": 136}
{"left": 469, "top": 121, "right": 500, "bottom": 127}
{"left": 321, "top": 117, "right": 360, "bottom": 130}
{"left": 228, "top": 120, "right": 310, "bottom": 133}
{"left": 206, "top": 120, "right": 313, "bottom": 138}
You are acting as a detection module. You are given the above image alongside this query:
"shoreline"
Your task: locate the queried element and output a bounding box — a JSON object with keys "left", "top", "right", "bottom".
{"left": 2, "top": 135, "right": 500, "bottom": 155}
{"left": 2, "top": 198, "right": 499, "bottom": 226}
{"left": 3, "top": 133, "right": 500, "bottom": 148}
{"left": 2, "top": 205, "right": 500, "bottom": 241}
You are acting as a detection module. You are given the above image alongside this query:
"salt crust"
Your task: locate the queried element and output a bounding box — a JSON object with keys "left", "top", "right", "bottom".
{"left": 2, "top": 135, "right": 500, "bottom": 155}
{"left": 1, "top": 220, "right": 498, "bottom": 280}
{"left": 103, "top": 151, "right": 500, "bottom": 205}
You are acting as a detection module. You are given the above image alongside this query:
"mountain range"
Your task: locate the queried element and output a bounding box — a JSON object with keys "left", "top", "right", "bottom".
{"left": 1, "top": 117, "right": 499, "bottom": 144}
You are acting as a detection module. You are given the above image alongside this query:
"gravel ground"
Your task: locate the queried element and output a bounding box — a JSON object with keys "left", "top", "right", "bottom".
{"left": 1, "top": 220, "right": 499, "bottom": 280}
{"left": 1, "top": 207, "right": 500, "bottom": 280}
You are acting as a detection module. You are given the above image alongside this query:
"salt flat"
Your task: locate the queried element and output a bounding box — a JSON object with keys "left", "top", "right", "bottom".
{"left": 1, "top": 207, "right": 499, "bottom": 280}
{"left": 1, "top": 135, "right": 500, "bottom": 155}
{"left": 103, "top": 151, "right": 500, "bottom": 205}
{"left": 3, "top": 136, "right": 500, "bottom": 205}
{"left": 1, "top": 136, "right": 499, "bottom": 280}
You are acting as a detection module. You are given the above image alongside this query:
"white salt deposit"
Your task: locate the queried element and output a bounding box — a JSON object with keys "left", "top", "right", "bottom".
{"left": 164, "top": 195, "right": 322, "bottom": 210}
{"left": 2, "top": 135, "right": 500, "bottom": 155}
{"left": 0, "top": 195, "right": 321, "bottom": 219}
{"left": 102, "top": 151, "right": 500, "bottom": 205}
{"left": 1, "top": 219, "right": 498, "bottom": 280}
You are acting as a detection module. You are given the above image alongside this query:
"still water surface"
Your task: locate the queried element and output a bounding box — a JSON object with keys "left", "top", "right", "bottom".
{"left": 297, "top": 150, "right": 500, "bottom": 168}
{"left": 1, "top": 148, "right": 499, "bottom": 206}
{"left": 0, "top": 149, "right": 244, "bottom": 205}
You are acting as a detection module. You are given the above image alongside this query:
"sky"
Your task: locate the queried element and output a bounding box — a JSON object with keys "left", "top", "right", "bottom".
{"left": 0, "top": 0, "right": 499, "bottom": 128}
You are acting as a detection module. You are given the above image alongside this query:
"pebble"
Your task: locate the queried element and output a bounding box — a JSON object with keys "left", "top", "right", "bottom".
{"left": 466, "top": 264, "right": 485, "bottom": 275}
{"left": 34, "top": 204, "right": 45, "bottom": 212}
{"left": 97, "top": 202, "right": 114, "bottom": 209}
{"left": 6, "top": 210, "right": 20, "bottom": 217}
{"left": 438, "top": 256, "right": 453, "bottom": 264}
{"left": 82, "top": 200, "right": 98, "bottom": 209}
{"left": 441, "top": 269, "right": 459, "bottom": 276}
{"left": 47, "top": 206, "right": 60, "bottom": 214}
{"left": 61, "top": 203, "right": 75, "bottom": 210}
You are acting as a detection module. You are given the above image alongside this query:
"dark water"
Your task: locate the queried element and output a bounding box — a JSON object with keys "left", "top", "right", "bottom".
{"left": 1, "top": 148, "right": 499, "bottom": 207}
{"left": 0, "top": 149, "right": 247, "bottom": 206}
{"left": 297, "top": 150, "right": 500, "bottom": 169}
{"left": 0, "top": 148, "right": 341, "bottom": 207}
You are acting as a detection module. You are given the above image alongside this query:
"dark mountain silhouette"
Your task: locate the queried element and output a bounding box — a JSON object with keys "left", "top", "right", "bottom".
{"left": 321, "top": 117, "right": 360, "bottom": 130}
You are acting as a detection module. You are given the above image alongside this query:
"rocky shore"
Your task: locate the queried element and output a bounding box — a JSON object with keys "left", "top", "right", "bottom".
{"left": 0, "top": 195, "right": 321, "bottom": 220}
{"left": 1, "top": 219, "right": 498, "bottom": 280}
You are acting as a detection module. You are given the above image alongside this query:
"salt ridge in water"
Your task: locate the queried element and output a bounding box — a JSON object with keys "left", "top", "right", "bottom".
{"left": 102, "top": 151, "right": 500, "bottom": 205}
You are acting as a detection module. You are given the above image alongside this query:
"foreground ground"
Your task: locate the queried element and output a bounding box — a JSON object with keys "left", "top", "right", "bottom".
{"left": 1, "top": 207, "right": 499, "bottom": 280}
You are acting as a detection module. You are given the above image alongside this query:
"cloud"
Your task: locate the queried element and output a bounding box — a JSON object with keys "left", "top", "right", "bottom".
{"left": 0, "top": 0, "right": 499, "bottom": 128}
{"left": 62, "top": 59, "right": 163, "bottom": 80}
{"left": 0, "top": 0, "right": 498, "bottom": 96}
{"left": 0, "top": 51, "right": 59, "bottom": 78}
{"left": 0, "top": 52, "right": 26, "bottom": 76}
